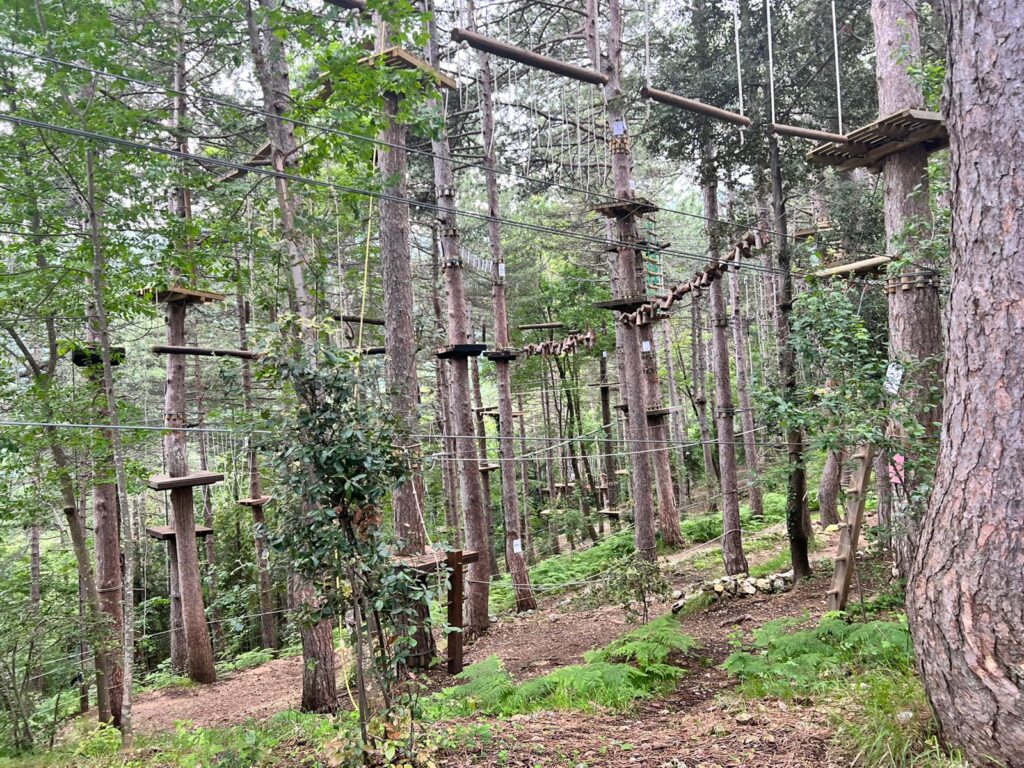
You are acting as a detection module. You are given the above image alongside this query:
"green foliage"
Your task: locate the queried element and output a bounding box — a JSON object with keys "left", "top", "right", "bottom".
{"left": 723, "top": 613, "right": 914, "bottom": 698}
{"left": 600, "top": 552, "right": 670, "bottom": 623}
{"left": 215, "top": 649, "right": 274, "bottom": 676}
{"left": 70, "top": 724, "right": 121, "bottom": 760}
{"left": 432, "top": 616, "right": 696, "bottom": 718}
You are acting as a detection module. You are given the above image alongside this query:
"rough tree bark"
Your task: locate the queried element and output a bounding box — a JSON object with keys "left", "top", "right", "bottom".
{"left": 661, "top": 319, "right": 690, "bottom": 507}
{"left": 471, "top": 355, "right": 501, "bottom": 578}
{"left": 702, "top": 162, "right": 747, "bottom": 575}
{"left": 818, "top": 449, "right": 845, "bottom": 527}
{"left": 728, "top": 273, "right": 763, "bottom": 518}
{"left": 691, "top": 299, "right": 718, "bottom": 496}
{"left": 906, "top": 1, "right": 1024, "bottom": 761}
{"left": 245, "top": 0, "right": 335, "bottom": 708}
{"left": 425, "top": 6, "right": 491, "bottom": 636}
{"left": 469, "top": 0, "right": 535, "bottom": 610}
{"left": 590, "top": 0, "right": 657, "bottom": 559}
{"left": 871, "top": 0, "right": 944, "bottom": 579}
{"left": 598, "top": 352, "right": 619, "bottom": 508}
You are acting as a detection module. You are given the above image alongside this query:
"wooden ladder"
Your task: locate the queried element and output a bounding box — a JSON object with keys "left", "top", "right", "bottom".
{"left": 827, "top": 445, "right": 876, "bottom": 611}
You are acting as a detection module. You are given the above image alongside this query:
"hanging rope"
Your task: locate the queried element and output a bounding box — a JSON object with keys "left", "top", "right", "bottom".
{"left": 830, "top": 0, "right": 844, "bottom": 133}
{"left": 355, "top": 194, "right": 375, "bottom": 370}
{"left": 765, "top": 0, "right": 777, "bottom": 125}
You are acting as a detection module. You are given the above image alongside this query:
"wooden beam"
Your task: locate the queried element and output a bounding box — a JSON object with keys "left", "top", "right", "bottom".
{"left": 451, "top": 28, "right": 608, "bottom": 86}
{"left": 336, "top": 314, "right": 385, "bottom": 326}
{"left": 641, "top": 85, "right": 751, "bottom": 127}
{"left": 517, "top": 322, "right": 564, "bottom": 331}
{"left": 812, "top": 255, "right": 891, "bottom": 279}
{"left": 322, "top": 0, "right": 365, "bottom": 9}
{"left": 151, "top": 345, "right": 260, "bottom": 360}
{"left": 771, "top": 122, "right": 847, "bottom": 143}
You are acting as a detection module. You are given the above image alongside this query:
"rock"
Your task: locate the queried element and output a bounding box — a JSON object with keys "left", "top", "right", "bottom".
{"left": 671, "top": 589, "right": 684, "bottom": 600}
{"left": 549, "top": 614, "right": 560, "bottom": 622}
{"left": 734, "top": 712, "right": 755, "bottom": 725}
{"left": 825, "top": 524, "right": 840, "bottom": 534}
{"left": 713, "top": 582, "right": 726, "bottom": 594}
{"left": 740, "top": 581, "right": 757, "bottom": 595}
{"left": 896, "top": 711, "right": 915, "bottom": 724}
{"left": 719, "top": 613, "right": 753, "bottom": 628}
{"left": 488, "top": 615, "right": 498, "bottom": 623}
{"left": 725, "top": 580, "right": 738, "bottom": 596}
{"left": 755, "top": 578, "right": 773, "bottom": 592}
{"left": 772, "top": 578, "right": 787, "bottom": 592}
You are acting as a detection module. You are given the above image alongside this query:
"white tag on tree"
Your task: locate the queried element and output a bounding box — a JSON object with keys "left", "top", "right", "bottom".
{"left": 641, "top": 340, "right": 652, "bottom": 352}
{"left": 884, "top": 361, "right": 904, "bottom": 395}
{"left": 512, "top": 539, "right": 522, "bottom": 554}
{"left": 612, "top": 119, "right": 626, "bottom": 136}
{"left": 498, "top": 263, "right": 506, "bottom": 277}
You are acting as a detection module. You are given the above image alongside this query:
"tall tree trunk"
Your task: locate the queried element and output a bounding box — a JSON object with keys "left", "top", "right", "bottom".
{"left": 818, "top": 449, "right": 845, "bottom": 527}
{"left": 702, "top": 162, "right": 747, "bottom": 575}
{"left": 540, "top": 375, "right": 560, "bottom": 554}
{"left": 872, "top": 0, "right": 943, "bottom": 579}
{"left": 598, "top": 352, "right": 620, "bottom": 508}
{"left": 770, "top": 136, "right": 811, "bottom": 581}
{"left": 245, "top": 0, "right": 335, "bottom": 707}
{"left": 425, "top": 5, "right": 491, "bottom": 636}
{"left": 468, "top": 0, "right": 534, "bottom": 608}
{"left": 470, "top": 356, "right": 500, "bottom": 578}
{"left": 516, "top": 396, "right": 534, "bottom": 562}
{"left": 729, "top": 273, "right": 763, "bottom": 518}
{"left": 236, "top": 266, "right": 277, "bottom": 650}
{"left": 691, "top": 299, "right": 718, "bottom": 497}
{"left": 661, "top": 319, "right": 689, "bottom": 508}
{"left": 591, "top": 0, "right": 657, "bottom": 560}
{"left": 907, "top": 1, "right": 1023, "bottom": 758}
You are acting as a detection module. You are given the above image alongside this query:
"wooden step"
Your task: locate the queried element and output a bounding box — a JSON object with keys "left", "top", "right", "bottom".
{"left": 147, "top": 470, "right": 224, "bottom": 491}
{"left": 237, "top": 496, "right": 272, "bottom": 507}
{"left": 146, "top": 524, "right": 214, "bottom": 541}
{"left": 478, "top": 464, "right": 500, "bottom": 473}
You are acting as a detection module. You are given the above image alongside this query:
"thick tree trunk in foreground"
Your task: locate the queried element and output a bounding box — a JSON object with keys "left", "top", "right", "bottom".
{"left": 906, "top": 2, "right": 1024, "bottom": 761}
{"left": 871, "top": 0, "right": 943, "bottom": 578}
{"left": 661, "top": 320, "right": 689, "bottom": 507}
{"left": 691, "top": 299, "right": 718, "bottom": 496}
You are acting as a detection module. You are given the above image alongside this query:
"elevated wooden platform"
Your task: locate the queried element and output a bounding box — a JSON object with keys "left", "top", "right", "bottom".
{"left": 148, "top": 470, "right": 224, "bottom": 491}
{"left": 212, "top": 141, "right": 273, "bottom": 184}
{"left": 146, "top": 524, "right": 214, "bottom": 541}
{"left": 359, "top": 47, "right": 457, "bottom": 90}
{"left": 478, "top": 464, "right": 500, "bottom": 473}
{"left": 591, "top": 198, "right": 658, "bottom": 220}
{"left": 597, "top": 508, "right": 623, "bottom": 518}
{"left": 144, "top": 286, "right": 226, "bottom": 305}
{"left": 237, "top": 496, "right": 272, "bottom": 507}
{"left": 151, "top": 345, "right": 260, "bottom": 360}
{"left": 436, "top": 343, "right": 487, "bottom": 359}
{"left": 812, "top": 255, "right": 891, "bottom": 279}
{"left": 483, "top": 347, "right": 520, "bottom": 362}
{"left": 646, "top": 406, "right": 670, "bottom": 420}
{"left": 594, "top": 296, "right": 650, "bottom": 313}
{"left": 397, "top": 547, "right": 479, "bottom": 574}
{"left": 807, "top": 109, "right": 948, "bottom": 172}
{"left": 359, "top": 346, "right": 386, "bottom": 356}
{"left": 71, "top": 342, "right": 126, "bottom": 368}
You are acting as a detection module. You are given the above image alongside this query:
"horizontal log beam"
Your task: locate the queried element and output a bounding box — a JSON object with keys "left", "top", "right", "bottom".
{"left": 641, "top": 85, "right": 752, "bottom": 127}
{"left": 322, "top": 0, "right": 366, "bottom": 10}
{"left": 151, "top": 345, "right": 260, "bottom": 360}
{"left": 451, "top": 28, "right": 608, "bottom": 86}
{"left": 336, "top": 314, "right": 385, "bottom": 326}
{"left": 771, "top": 122, "right": 847, "bottom": 143}
{"left": 517, "top": 322, "right": 564, "bottom": 330}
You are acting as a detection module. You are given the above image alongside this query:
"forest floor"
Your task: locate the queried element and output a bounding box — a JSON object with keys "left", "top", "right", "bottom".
{"left": 126, "top": 519, "right": 871, "bottom": 768}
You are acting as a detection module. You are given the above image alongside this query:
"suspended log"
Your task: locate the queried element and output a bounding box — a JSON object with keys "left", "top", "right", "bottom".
{"left": 812, "top": 255, "right": 892, "bottom": 279}
{"left": 450, "top": 28, "right": 608, "bottom": 86}
{"left": 517, "top": 322, "right": 564, "bottom": 331}
{"left": 336, "top": 314, "right": 385, "bottom": 326}
{"left": 641, "top": 85, "right": 751, "bottom": 127}
{"left": 322, "top": 0, "right": 366, "bottom": 9}
{"left": 151, "top": 345, "right": 260, "bottom": 360}
{"left": 771, "top": 122, "right": 847, "bottom": 143}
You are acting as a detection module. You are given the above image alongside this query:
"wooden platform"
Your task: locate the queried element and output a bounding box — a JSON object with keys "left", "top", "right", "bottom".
{"left": 478, "top": 464, "right": 500, "bottom": 473}
{"left": 436, "top": 343, "right": 487, "bottom": 359}
{"left": 646, "top": 407, "right": 671, "bottom": 419}
{"left": 812, "top": 255, "right": 891, "bottom": 279}
{"left": 147, "top": 470, "right": 224, "bottom": 491}
{"left": 151, "top": 345, "right": 260, "bottom": 360}
{"left": 146, "top": 524, "right": 214, "bottom": 541}
{"left": 594, "top": 296, "right": 650, "bottom": 313}
{"left": 397, "top": 548, "right": 479, "bottom": 574}
{"left": 591, "top": 197, "right": 658, "bottom": 220}
{"left": 596, "top": 508, "right": 622, "bottom": 518}
{"left": 143, "top": 286, "right": 226, "bottom": 304}
{"left": 237, "top": 496, "right": 272, "bottom": 507}
{"left": 359, "top": 47, "right": 457, "bottom": 90}
{"left": 71, "top": 343, "right": 126, "bottom": 368}
{"left": 483, "top": 347, "right": 520, "bottom": 361}
{"left": 807, "top": 109, "right": 948, "bottom": 172}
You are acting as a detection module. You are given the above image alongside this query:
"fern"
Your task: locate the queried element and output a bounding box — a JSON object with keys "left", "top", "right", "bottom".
{"left": 586, "top": 615, "right": 695, "bottom": 670}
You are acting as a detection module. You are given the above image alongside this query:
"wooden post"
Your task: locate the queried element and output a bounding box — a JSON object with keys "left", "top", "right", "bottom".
{"left": 598, "top": 352, "right": 618, "bottom": 508}
{"left": 446, "top": 550, "right": 464, "bottom": 675}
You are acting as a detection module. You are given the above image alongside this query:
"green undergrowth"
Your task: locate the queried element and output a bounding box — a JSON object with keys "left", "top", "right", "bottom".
{"left": 430, "top": 615, "right": 696, "bottom": 717}
{"left": 724, "top": 613, "right": 966, "bottom": 767}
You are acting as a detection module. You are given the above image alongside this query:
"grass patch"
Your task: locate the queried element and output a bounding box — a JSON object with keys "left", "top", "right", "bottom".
{"left": 431, "top": 615, "right": 695, "bottom": 717}
{"left": 723, "top": 613, "right": 965, "bottom": 767}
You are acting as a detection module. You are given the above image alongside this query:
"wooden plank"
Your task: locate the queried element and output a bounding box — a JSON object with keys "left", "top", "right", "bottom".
{"left": 591, "top": 198, "right": 658, "bottom": 220}
{"left": 151, "top": 345, "right": 260, "bottom": 360}
{"left": 517, "top": 322, "right": 564, "bottom": 331}
{"left": 451, "top": 28, "right": 608, "bottom": 86}
{"left": 827, "top": 446, "right": 876, "bottom": 611}
{"left": 237, "top": 496, "right": 272, "bottom": 507}
{"left": 359, "top": 47, "right": 457, "bottom": 90}
{"left": 436, "top": 343, "right": 487, "bottom": 359}
{"left": 594, "top": 296, "right": 650, "bottom": 313}
{"left": 337, "top": 314, "right": 385, "bottom": 326}
{"left": 143, "top": 286, "right": 226, "bottom": 304}
{"left": 812, "top": 255, "right": 891, "bottom": 279}
{"left": 147, "top": 470, "right": 224, "bottom": 491}
{"left": 771, "top": 122, "right": 846, "bottom": 143}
